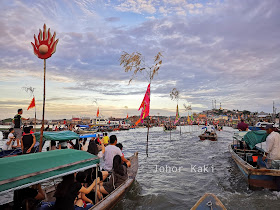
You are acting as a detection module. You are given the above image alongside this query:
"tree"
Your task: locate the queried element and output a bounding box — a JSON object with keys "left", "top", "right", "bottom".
{"left": 120, "top": 51, "right": 163, "bottom": 156}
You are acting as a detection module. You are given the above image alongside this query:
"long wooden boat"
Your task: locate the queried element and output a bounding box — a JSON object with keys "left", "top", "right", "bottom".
{"left": 90, "top": 152, "right": 138, "bottom": 210}
{"left": 198, "top": 132, "right": 218, "bottom": 141}
{"left": 0, "top": 149, "right": 138, "bottom": 209}
{"left": 191, "top": 193, "right": 226, "bottom": 210}
{"left": 229, "top": 143, "right": 280, "bottom": 190}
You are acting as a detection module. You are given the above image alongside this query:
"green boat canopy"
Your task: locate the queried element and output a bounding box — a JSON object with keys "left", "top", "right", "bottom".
{"left": 0, "top": 149, "right": 99, "bottom": 193}
{"left": 243, "top": 130, "right": 268, "bottom": 149}
{"left": 34, "top": 131, "right": 79, "bottom": 142}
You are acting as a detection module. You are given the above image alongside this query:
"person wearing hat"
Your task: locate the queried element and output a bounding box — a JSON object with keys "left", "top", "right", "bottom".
{"left": 262, "top": 124, "right": 280, "bottom": 162}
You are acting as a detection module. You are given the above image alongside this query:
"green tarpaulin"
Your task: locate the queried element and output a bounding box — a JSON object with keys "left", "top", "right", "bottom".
{"left": 34, "top": 131, "right": 79, "bottom": 142}
{"left": 243, "top": 130, "right": 268, "bottom": 149}
{"left": 0, "top": 149, "right": 99, "bottom": 193}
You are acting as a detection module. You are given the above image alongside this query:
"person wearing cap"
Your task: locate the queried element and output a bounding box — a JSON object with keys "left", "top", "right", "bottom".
{"left": 262, "top": 124, "right": 280, "bottom": 161}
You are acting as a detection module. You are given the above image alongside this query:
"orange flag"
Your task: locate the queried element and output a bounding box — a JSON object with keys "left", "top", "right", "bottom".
{"left": 97, "top": 107, "right": 99, "bottom": 117}
{"left": 135, "top": 118, "right": 141, "bottom": 125}
{"left": 126, "top": 113, "right": 128, "bottom": 119}
{"left": 27, "top": 97, "right": 35, "bottom": 110}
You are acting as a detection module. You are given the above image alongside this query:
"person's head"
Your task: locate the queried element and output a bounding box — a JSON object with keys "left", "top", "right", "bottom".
{"left": 110, "top": 135, "right": 117, "bottom": 145}
{"left": 116, "top": 143, "right": 123, "bottom": 151}
{"left": 29, "top": 125, "right": 34, "bottom": 131}
{"left": 241, "top": 119, "right": 244, "bottom": 122}
{"left": 105, "top": 132, "right": 108, "bottom": 136}
{"left": 265, "top": 124, "right": 274, "bottom": 134}
{"left": 113, "top": 155, "right": 124, "bottom": 175}
{"left": 17, "top": 108, "right": 23, "bottom": 115}
{"left": 51, "top": 141, "right": 56, "bottom": 147}
{"left": 76, "top": 172, "right": 87, "bottom": 183}
{"left": 9, "top": 128, "right": 14, "bottom": 133}
{"left": 55, "top": 174, "right": 75, "bottom": 197}
{"left": 23, "top": 126, "right": 31, "bottom": 134}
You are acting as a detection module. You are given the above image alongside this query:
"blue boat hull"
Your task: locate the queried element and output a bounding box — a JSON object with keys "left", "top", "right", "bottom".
{"left": 229, "top": 144, "right": 280, "bottom": 190}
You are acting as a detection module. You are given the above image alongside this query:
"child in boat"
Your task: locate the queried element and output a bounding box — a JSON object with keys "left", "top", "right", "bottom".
{"left": 54, "top": 173, "right": 100, "bottom": 210}
{"left": 3, "top": 128, "right": 15, "bottom": 150}
{"left": 21, "top": 127, "right": 36, "bottom": 154}
{"left": 96, "top": 155, "right": 128, "bottom": 200}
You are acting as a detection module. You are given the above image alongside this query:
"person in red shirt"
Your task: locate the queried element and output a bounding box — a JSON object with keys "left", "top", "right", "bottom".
{"left": 237, "top": 119, "right": 249, "bottom": 131}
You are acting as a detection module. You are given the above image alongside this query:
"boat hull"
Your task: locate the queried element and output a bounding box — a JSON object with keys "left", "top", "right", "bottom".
{"left": 198, "top": 134, "right": 217, "bottom": 141}
{"left": 191, "top": 193, "right": 226, "bottom": 210}
{"left": 90, "top": 152, "right": 138, "bottom": 209}
{"left": 229, "top": 144, "right": 280, "bottom": 190}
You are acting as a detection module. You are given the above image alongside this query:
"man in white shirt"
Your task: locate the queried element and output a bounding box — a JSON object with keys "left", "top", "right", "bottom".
{"left": 263, "top": 124, "right": 280, "bottom": 161}
{"left": 102, "top": 135, "right": 131, "bottom": 171}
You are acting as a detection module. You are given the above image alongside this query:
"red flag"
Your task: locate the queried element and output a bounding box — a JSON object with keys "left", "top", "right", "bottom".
{"left": 126, "top": 113, "right": 128, "bottom": 119}
{"left": 97, "top": 107, "right": 99, "bottom": 117}
{"left": 139, "top": 84, "right": 150, "bottom": 123}
{"left": 27, "top": 97, "right": 35, "bottom": 110}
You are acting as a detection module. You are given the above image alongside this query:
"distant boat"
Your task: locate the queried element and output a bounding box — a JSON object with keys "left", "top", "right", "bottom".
{"left": 198, "top": 126, "right": 217, "bottom": 141}
{"left": 163, "top": 125, "right": 176, "bottom": 131}
{"left": 248, "top": 122, "right": 274, "bottom": 131}
{"left": 229, "top": 131, "right": 280, "bottom": 190}
{"left": 191, "top": 193, "right": 226, "bottom": 210}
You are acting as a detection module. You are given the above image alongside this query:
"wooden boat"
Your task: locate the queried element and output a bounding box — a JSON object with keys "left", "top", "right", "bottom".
{"left": 191, "top": 193, "right": 226, "bottom": 210}
{"left": 198, "top": 132, "right": 218, "bottom": 141}
{"left": 90, "top": 152, "right": 138, "bottom": 209}
{"left": 163, "top": 125, "right": 176, "bottom": 131}
{"left": 0, "top": 149, "right": 138, "bottom": 209}
{"left": 229, "top": 132, "right": 280, "bottom": 190}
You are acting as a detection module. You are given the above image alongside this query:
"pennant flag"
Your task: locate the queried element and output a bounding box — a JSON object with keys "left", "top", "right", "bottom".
{"left": 187, "top": 114, "right": 190, "bottom": 124}
{"left": 135, "top": 118, "right": 141, "bottom": 125}
{"left": 27, "top": 97, "right": 35, "bottom": 110}
{"left": 191, "top": 114, "right": 194, "bottom": 121}
{"left": 97, "top": 107, "right": 99, "bottom": 117}
{"left": 126, "top": 113, "right": 128, "bottom": 119}
{"left": 138, "top": 84, "right": 150, "bottom": 123}
{"left": 174, "top": 104, "right": 180, "bottom": 124}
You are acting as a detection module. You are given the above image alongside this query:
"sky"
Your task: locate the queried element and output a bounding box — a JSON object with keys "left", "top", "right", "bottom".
{"left": 0, "top": 0, "right": 280, "bottom": 119}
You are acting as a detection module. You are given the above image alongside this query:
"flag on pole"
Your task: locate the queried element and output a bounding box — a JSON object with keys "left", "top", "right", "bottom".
{"left": 187, "top": 114, "right": 190, "bottom": 124}
{"left": 139, "top": 84, "right": 150, "bottom": 123}
{"left": 174, "top": 104, "right": 180, "bottom": 124}
{"left": 97, "top": 107, "right": 99, "bottom": 117}
{"left": 126, "top": 113, "right": 128, "bottom": 119}
{"left": 135, "top": 118, "right": 141, "bottom": 125}
{"left": 27, "top": 97, "right": 35, "bottom": 110}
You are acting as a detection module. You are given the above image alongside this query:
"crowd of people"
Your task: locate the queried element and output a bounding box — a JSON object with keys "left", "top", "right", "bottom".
{"left": 8, "top": 109, "right": 131, "bottom": 210}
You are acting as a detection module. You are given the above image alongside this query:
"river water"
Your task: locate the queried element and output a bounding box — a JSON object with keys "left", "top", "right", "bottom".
{"left": 1, "top": 126, "right": 280, "bottom": 209}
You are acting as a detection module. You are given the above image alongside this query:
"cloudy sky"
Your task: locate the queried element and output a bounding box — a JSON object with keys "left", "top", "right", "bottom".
{"left": 0, "top": 0, "right": 280, "bottom": 119}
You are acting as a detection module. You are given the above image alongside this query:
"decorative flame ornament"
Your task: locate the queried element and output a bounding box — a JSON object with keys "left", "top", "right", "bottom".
{"left": 31, "top": 24, "right": 59, "bottom": 59}
{"left": 31, "top": 24, "right": 59, "bottom": 152}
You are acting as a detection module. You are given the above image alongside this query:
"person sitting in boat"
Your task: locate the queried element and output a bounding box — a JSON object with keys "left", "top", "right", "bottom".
{"left": 3, "top": 128, "right": 15, "bottom": 150}
{"left": 237, "top": 119, "right": 249, "bottom": 131}
{"left": 88, "top": 137, "right": 98, "bottom": 155}
{"left": 73, "top": 138, "right": 83, "bottom": 150}
{"left": 103, "top": 132, "right": 109, "bottom": 146}
{"left": 102, "top": 135, "right": 131, "bottom": 171}
{"left": 74, "top": 172, "right": 94, "bottom": 209}
{"left": 96, "top": 155, "right": 128, "bottom": 200}
{"left": 262, "top": 124, "right": 280, "bottom": 163}
{"left": 54, "top": 173, "right": 100, "bottom": 210}
{"left": 13, "top": 184, "right": 45, "bottom": 210}
{"left": 21, "top": 126, "right": 36, "bottom": 154}
{"left": 58, "top": 140, "right": 68, "bottom": 149}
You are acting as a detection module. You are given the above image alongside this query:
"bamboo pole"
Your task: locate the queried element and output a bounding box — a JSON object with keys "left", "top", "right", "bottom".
{"left": 39, "top": 59, "right": 46, "bottom": 152}
{"left": 146, "top": 117, "right": 150, "bottom": 157}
